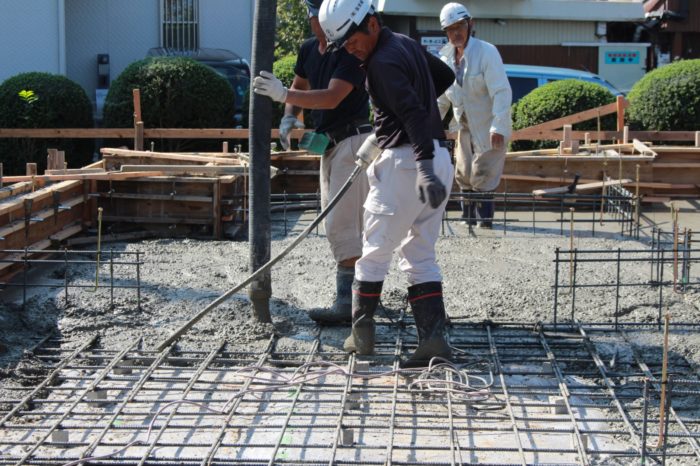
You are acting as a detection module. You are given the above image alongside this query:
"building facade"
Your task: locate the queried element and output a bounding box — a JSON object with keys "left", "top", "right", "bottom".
{"left": 0, "top": 0, "right": 254, "bottom": 115}
{"left": 378, "top": 0, "right": 647, "bottom": 92}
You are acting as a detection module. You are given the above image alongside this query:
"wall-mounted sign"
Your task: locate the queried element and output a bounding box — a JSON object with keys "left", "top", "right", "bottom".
{"left": 604, "top": 51, "right": 640, "bottom": 65}
{"left": 421, "top": 36, "right": 448, "bottom": 56}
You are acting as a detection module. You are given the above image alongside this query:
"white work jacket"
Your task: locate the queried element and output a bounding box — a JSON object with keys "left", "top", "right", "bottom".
{"left": 437, "top": 38, "right": 512, "bottom": 153}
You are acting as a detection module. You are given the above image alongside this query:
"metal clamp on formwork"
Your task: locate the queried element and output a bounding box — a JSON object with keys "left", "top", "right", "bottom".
{"left": 23, "top": 199, "right": 44, "bottom": 242}
{"left": 52, "top": 191, "right": 71, "bottom": 224}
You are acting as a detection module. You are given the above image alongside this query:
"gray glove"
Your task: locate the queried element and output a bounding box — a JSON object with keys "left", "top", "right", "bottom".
{"left": 415, "top": 159, "right": 447, "bottom": 208}
{"left": 279, "top": 114, "right": 304, "bottom": 151}
{"left": 355, "top": 133, "right": 382, "bottom": 169}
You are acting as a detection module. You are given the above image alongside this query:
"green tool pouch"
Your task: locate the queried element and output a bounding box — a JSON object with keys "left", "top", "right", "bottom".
{"left": 299, "top": 132, "right": 330, "bottom": 155}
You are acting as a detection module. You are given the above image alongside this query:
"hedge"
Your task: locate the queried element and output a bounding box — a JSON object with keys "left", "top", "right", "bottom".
{"left": 511, "top": 79, "right": 616, "bottom": 151}
{"left": 103, "top": 57, "right": 235, "bottom": 152}
{"left": 0, "top": 72, "right": 93, "bottom": 174}
{"left": 626, "top": 59, "right": 700, "bottom": 132}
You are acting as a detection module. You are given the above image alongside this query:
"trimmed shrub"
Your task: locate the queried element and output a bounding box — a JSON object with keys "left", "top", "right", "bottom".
{"left": 627, "top": 59, "right": 700, "bottom": 132}
{"left": 103, "top": 57, "right": 235, "bottom": 151}
{"left": 0, "top": 72, "right": 93, "bottom": 174}
{"left": 511, "top": 79, "right": 616, "bottom": 151}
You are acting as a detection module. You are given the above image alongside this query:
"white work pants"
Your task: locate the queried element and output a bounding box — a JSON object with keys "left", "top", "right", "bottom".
{"left": 355, "top": 141, "right": 454, "bottom": 285}
{"left": 320, "top": 132, "right": 370, "bottom": 263}
{"left": 454, "top": 125, "right": 506, "bottom": 192}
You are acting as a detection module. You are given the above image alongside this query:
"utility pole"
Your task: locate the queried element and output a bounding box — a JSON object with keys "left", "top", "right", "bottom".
{"left": 248, "top": 0, "right": 276, "bottom": 323}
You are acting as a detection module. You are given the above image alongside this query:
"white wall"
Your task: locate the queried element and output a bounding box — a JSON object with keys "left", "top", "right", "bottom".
{"left": 66, "top": 0, "right": 160, "bottom": 107}
{"left": 198, "top": 0, "right": 253, "bottom": 61}
{"left": 0, "top": 0, "right": 62, "bottom": 83}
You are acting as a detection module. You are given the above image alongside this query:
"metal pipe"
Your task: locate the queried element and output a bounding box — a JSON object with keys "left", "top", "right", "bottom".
{"left": 248, "top": 0, "right": 277, "bottom": 323}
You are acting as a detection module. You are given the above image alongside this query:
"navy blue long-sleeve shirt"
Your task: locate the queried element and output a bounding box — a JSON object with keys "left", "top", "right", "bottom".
{"left": 364, "top": 27, "right": 453, "bottom": 161}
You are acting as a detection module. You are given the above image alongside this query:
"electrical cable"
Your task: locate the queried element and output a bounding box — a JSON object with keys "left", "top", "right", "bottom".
{"left": 60, "top": 358, "right": 498, "bottom": 466}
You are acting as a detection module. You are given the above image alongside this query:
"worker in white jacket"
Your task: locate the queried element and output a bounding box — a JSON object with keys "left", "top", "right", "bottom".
{"left": 436, "top": 2, "right": 512, "bottom": 228}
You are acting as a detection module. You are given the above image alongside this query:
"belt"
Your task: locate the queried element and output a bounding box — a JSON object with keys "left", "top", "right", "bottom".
{"left": 326, "top": 122, "right": 373, "bottom": 147}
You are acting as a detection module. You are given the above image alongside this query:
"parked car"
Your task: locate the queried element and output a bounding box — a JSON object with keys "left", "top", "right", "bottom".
{"left": 505, "top": 64, "right": 622, "bottom": 104}
{"left": 147, "top": 47, "right": 251, "bottom": 125}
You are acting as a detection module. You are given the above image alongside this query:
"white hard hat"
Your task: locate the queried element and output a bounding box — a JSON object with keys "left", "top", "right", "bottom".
{"left": 440, "top": 2, "right": 471, "bottom": 30}
{"left": 319, "top": 0, "right": 375, "bottom": 47}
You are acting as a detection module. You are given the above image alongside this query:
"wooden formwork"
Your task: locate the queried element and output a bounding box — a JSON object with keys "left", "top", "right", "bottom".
{"left": 99, "top": 148, "right": 250, "bottom": 240}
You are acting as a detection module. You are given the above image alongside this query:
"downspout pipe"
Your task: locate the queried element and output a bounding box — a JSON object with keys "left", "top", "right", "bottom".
{"left": 57, "top": 0, "right": 66, "bottom": 75}
{"left": 248, "top": 0, "right": 276, "bottom": 323}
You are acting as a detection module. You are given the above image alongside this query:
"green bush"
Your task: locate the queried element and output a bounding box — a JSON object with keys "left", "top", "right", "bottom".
{"left": 627, "top": 59, "right": 700, "bottom": 132}
{"left": 511, "top": 79, "right": 616, "bottom": 151}
{"left": 103, "top": 57, "right": 235, "bottom": 151}
{"left": 0, "top": 72, "right": 93, "bottom": 174}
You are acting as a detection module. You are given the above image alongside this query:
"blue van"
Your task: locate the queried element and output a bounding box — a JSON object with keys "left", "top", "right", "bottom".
{"left": 505, "top": 64, "right": 622, "bottom": 103}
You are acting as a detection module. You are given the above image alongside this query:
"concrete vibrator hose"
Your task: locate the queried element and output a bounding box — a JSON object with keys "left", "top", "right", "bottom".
{"left": 156, "top": 163, "right": 366, "bottom": 351}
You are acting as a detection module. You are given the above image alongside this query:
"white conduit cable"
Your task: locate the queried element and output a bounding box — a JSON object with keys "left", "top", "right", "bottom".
{"left": 61, "top": 358, "right": 498, "bottom": 465}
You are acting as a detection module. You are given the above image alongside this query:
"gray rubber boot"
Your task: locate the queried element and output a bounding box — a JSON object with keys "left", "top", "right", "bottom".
{"left": 477, "top": 194, "right": 495, "bottom": 229}
{"left": 461, "top": 189, "right": 476, "bottom": 225}
{"left": 401, "top": 282, "right": 452, "bottom": 368}
{"left": 343, "top": 280, "right": 383, "bottom": 355}
{"left": 308, "top": 265, "right": 354, "bottom": 324}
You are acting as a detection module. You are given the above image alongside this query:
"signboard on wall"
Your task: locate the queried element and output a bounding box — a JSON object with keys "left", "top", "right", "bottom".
{"left": 604, "top": 50, "right": 641, "bottom": 65}
{"left": 421, "top": 36, "right": 448, "bottom": 56}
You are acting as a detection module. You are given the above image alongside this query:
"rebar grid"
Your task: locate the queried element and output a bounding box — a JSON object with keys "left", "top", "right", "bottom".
{"left": 1, "top": 322, "right": 699, "bottom": 465}
{"left": 552, "top": 228, "right": 698, "bottom": 327}
{"left": 443, "top": 190, "right": 639, "bottom": 239}
{"left": 0, "top": 248, "right": 143, "bottom": 309}
{"left": 267, "top": 191, "right": 639, "bottom": 239}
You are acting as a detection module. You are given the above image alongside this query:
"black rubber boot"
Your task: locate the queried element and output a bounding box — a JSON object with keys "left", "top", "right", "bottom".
{"left": 460, "top": 189, "right": 476, "bottom": 225}
{"left": 343, "top": 280, "right": 383, "bottom": 355}
{"left": 477, "top": 194, "right": 495, "bottom": 229}
{"left": 308, "top": 265, "right": 354, "bottom": 324}
{"left": 401, "top": 282, "right": 452, "bottom": 368}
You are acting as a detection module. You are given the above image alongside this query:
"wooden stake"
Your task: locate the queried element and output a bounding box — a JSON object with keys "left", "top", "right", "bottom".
{"left": 132, "top": 89, "right": 142, "bottom": 124}
{"left": 616, "top": 95, "right": 625, "bottom": 133}
{"left": 657, "top": 312, "right": 671, "bottom": 449}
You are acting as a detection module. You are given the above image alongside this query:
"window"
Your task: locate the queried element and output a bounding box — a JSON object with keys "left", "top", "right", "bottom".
{"left": 508, "top": 77, "right": 538, "bottom": 103}
{"left": 162, "top": 0, "right": 199, "bottom": 51}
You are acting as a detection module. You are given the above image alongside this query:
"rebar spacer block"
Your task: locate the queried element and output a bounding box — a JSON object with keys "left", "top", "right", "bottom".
{"left": 113, "top": 364, "right": 132, "bottom": 375}
{"left": 52, "top": 430, "right": 69, "bottom": 444}
{"left": 355, "top": 361, "right": 370, "bottom": 373}
{"left": 549, "top": 396, "right": 567, "bottom": 415}
{"left": 340, "top": 428, "right": 354, "bottom": 446}
{"left": 570, "top": 432, "right": 588, "bottom": 451}
{"left": 345, "top": 393, "right": 360, "bottom": 410}
{"left": 87, "top": 389, "right": 107, "bottom": 408}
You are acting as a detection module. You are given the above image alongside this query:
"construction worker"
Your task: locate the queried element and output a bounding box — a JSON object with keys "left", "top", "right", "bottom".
{"left": 252, "top": 0, "right": 371, "bottom": 324}
{"left": 437, "top": 2, "right": 512, "bottom": 228}
{"left": 319, "top": 0, "right": 455, "bottom": 367}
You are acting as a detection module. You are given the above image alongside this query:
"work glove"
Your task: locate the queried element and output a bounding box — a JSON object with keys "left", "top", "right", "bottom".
{"left": 415, "top": 158, "right": 447, "bottom": 209}
{"left": 355, "top": 133, "right": 382, "bottom": 169}
{"left": 252, "top": 70, "right": 288, "bottom": 103}
{"left": 279, "top": 114, "right": 305, "bottom": 151}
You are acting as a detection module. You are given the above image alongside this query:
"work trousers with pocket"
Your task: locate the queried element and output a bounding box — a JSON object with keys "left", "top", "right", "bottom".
{"left": 355, "top": 141, "right": 454, "bottom": 285}
{"left": 320, "top": 132, "right": 370, "bottom": 263}
{"left": 454, "top": 124, "right": 506, "bottom": 192}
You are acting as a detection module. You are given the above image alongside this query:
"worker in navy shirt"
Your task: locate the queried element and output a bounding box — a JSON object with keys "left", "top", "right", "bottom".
{"left": 319, "top": 0, "right": 455, "bottom": 368}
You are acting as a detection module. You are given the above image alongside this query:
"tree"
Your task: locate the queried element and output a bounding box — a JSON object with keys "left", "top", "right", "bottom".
{"left": 275, "top": 0, "right": 310, "bottom": 59}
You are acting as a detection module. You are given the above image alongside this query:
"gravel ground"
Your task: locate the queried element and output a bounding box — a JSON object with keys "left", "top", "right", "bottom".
{"left": 1, "top": 214, "right": 699, "bottom": 463}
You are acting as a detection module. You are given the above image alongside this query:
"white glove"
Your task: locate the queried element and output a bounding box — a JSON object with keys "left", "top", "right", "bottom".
{"left": 355, "top": 133, "right": 382, "bottom": 169}
{"left": 252, "top": 70, "right": 288, "bottom": 103}
{"left": 279, "top": 114, "right": 305, "bottom": 151}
